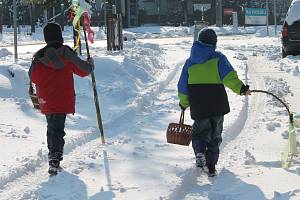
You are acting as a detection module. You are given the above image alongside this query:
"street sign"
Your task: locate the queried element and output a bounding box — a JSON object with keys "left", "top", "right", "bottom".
{"left": 224, "top": 8, "right": 234, "bottom": 16}
{"left": 245, "top": 8, "right": 267, "bottom": 25}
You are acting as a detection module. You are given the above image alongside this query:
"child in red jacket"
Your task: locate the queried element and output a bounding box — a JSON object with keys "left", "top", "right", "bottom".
{"left": 28, "top": 23, "right": 94, "bottom": 175}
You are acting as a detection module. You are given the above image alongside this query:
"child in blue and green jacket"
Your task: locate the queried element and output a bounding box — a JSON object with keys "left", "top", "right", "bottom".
{"left": 177, "top": 28, "right": 251, "bottom": 177}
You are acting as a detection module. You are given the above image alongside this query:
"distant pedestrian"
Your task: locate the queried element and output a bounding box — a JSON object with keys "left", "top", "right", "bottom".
{"left": 28, "top": 23, "right": 94, "bottom": 175}
{"left": 177, "top": 28, "right": 251, "bottom": 177}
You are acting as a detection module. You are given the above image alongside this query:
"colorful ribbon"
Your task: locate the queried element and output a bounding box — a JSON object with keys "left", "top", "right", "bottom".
{"left": 71, "top": 0, "right": 94, "bottom": 44}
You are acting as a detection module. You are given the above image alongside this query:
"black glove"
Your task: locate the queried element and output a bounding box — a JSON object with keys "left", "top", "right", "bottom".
{"left": 179, "top": 103, "right": 186, "bottom": 111}
{"left": 240, "top": 85, "right": 250, "bottom": 95}
{"left": 87, "top": 57, "right": 95, "bottom": 72}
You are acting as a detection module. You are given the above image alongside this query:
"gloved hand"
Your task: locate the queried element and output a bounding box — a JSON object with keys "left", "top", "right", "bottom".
{"left": 240, "top": 85, "right": 251, "bottom": 95}
{"left": 179, "top": 103, "right": 186, "bottom": 111}
{"left": 87, "top": 57, "right": 95, "bottom": 71}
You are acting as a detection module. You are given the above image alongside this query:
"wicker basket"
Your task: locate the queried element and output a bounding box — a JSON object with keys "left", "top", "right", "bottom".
{"left": 166, "top": 111, "right": 192, "bottom": 146}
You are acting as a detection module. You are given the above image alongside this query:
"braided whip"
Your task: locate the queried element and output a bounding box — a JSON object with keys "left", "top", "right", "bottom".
{"left": 251, "top": 90, "right": 293, "bottom": 123}
{"left": 251, "top": 90, "right": 297, "bottom": 168}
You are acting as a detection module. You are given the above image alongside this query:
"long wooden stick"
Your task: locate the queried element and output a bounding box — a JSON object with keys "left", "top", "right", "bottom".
{"left": 82, "top": 18, "right": 105, "bottom": 144}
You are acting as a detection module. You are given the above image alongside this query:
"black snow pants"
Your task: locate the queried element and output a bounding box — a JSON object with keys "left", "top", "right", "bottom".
{"left": 191, "top": 115, "right": 224, "bottom": 166}
{"left": 46, "top": 114, "right": 67, "bottom": 161}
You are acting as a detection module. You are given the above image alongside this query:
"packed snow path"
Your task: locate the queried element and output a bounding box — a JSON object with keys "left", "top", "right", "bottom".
{"left": 0, "top": 34, "right": 300, "bottom": 200}
{"left": 0, "top": 37, "right": 196, "bottom": 199}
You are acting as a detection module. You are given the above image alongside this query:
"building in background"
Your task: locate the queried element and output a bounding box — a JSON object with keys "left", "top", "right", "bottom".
{"left": 138, "top": 0, "right": 215, "bottom": 26}
{"left": 0, "top": 0, "right": 293, "bottom": 28}
{"left": 124, "top": 0, "right": 139, "bottom": 27}
{"left": 95, "top": 0, "right": 138, "bottom": 28}
{"left": 137, "top": 0, "right": 292, "bottom": 26}
{"left": 222, "top": 0, "right": 292, "bottom": 26}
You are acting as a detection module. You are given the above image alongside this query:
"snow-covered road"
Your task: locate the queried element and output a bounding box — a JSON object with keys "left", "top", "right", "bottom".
{"left": 0, "top": 28, "right": 299, "bottom": 200}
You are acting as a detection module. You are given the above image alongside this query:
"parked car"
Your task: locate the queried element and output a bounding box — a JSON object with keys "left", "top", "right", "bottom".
{"left": 281, "top": 0, "right": 300, "bottom": 58}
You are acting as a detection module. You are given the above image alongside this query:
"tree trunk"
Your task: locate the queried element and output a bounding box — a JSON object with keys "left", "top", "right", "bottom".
{"left": 30, "top": 4, "right": 35, "bottom": 33}
{"left": 44, "top": 9, "right": 48, "bottom": 24}
{"left": 0, "top": 1, "right": 3, "bottom": 34}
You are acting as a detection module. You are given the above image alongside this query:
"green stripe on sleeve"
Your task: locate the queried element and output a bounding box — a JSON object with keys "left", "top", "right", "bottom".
{"left": 222, "top": 71, "right": 243, "bottom": 94}
{"left": 178, "top": 92, "right": 190, "bottom": 108}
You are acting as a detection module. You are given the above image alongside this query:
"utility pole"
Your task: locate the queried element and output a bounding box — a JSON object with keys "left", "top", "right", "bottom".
{"left": 0, "top": 1, "right": 3, "bottom": 34}
{"left": 44, "top": 9, "right": 48, "bottom": 24}
{"left": 274, "top": 0, "right": 277, "bottom": 35}
{"left": 104, "top": 1, "right": 108, "bottom": 31}
{"left": 181, "top": 0, "right": 188, "bottom": 25}
{"left": 29, "top": 3, "right": 35, "bottom": 33}
{"left": 126, "top": 0, "right": 130, "bottom": 27}
{"left": 60, "top": 3, "right": 64, "bottom": 31}
{"left": 13, "top": 0, "right": 18, "bottom": 61}
{"left": 216, "top": 0, "right": 222, "bottom": 27}
{"left": 157, "top": 0, "right": 160, "bottom": 25}
{"left": 266, "top": 0, "right": 269, "bottom": 36}
{"left": 52, "top": 7, "right": 55, "bottom": 20}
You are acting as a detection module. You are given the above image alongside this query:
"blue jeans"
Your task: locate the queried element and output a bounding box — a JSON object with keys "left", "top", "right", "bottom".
{"left": 191, "top": 115, "right": 224, "bottom": 166}
{"left": 46, "top": 114, "right": 66, "bottom": 161}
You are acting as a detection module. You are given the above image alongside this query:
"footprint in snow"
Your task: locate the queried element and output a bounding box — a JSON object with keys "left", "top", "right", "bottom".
{"left": 244, "top": 150, "right": 256, "bottom": 165}
{"left": 293, "top": 66, "right": 300, "bottom": 76}
{"left": 266, "top": 122, "right": 281, "bottom": 132}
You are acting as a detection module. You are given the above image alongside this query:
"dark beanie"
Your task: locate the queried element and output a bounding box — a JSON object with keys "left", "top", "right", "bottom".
{"left": 43, "top": 23, "right": 64, "bottom": 44}
{"left": 198, "top": 28, "right": 217, "bottom": 45}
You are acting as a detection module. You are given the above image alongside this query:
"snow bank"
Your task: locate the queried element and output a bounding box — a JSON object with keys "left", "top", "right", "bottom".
{"left": 0, "top": 26, "right": 74, "bottom": 46}
{"left": 264, "top": 77, "right": 291, "bottom": 110}
{"left": 74, "top": 41, "right": 165, "bottom": 123}
{"left": 0, "top": 48, "right": 12, "bottom": 57}
{"left": 279, "top": 55, "right": 300, "bottom": 77}
{"left": 0, "top": 64, "right": 29, "bottom": 98}
{"left": 126, "top": 26, "right": 191, "bottom": 36}
{"left": 82, "top": 41, "right": 163, "bottom": 98}
{"left": 124, "top": 25, "right": 278, "bottom": 39}
{"left": 0, "top": 25, "right": 283, "bottom": 48}
{"left": 255, "top": 26, "right": 282, "bottom": 37}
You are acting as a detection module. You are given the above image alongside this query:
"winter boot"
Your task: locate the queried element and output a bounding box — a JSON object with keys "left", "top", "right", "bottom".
{"left": 207, "top": 164, "right": 217, "bottom": 177}
{"left": 196, "top": 153, "right": 206, "bottom": 168}
{"left": 48, "top": 159, "right": 61, "bottom": 175}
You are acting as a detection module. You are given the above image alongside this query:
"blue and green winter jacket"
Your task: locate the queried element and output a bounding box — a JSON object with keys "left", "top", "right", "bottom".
{"left": 178, "top": 41, "right": 245, "bottom": 119}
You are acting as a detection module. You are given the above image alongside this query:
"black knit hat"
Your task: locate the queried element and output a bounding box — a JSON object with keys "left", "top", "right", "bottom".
{"left": 43, "top": 23, "right": 64, "bottom": 44}
{"left": 198, "top": 28, "right": 217, "bottom": 45}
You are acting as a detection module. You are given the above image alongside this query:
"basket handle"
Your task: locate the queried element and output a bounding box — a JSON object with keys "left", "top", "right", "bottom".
{"left": 179, "top": 111, "right": 185, "bottom": 125}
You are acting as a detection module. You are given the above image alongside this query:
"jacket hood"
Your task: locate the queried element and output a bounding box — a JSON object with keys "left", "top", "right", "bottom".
{"left": 189, "top": 41, "right": 216, "bottom": 64}
{"left": 33, "top": 42, "right": 65, "bottom": 69}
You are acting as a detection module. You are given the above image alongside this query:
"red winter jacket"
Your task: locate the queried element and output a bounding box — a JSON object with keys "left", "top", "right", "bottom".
{"left": 29, "top": 42, "right": 93, "bottom": 114}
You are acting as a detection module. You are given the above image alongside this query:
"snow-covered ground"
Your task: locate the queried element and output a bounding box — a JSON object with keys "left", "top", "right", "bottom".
{"left": 0, "top": 25, "right": 299, "bottom": 200}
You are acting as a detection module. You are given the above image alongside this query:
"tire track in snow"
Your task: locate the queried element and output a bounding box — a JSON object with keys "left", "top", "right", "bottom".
{"left": 220, "top": 55, "right": 267, "bottom": 162}
{"left": 0, "top": 129, "right": 99, "bottom": 190}
{"left": 166, "top": 168, "right": 203, "bottom": 200}
{"left": 0, "top": 48, "right": 186, "bottom": 197}
{"left": 208, "top": 56, "right": 267, "bottom": 199}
